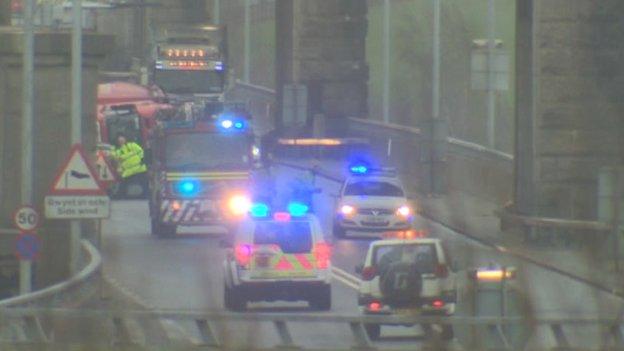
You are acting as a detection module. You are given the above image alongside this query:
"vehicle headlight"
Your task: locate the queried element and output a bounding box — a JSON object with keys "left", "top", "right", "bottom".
{"left": 228, "top": 195, "right": 251, "bottom": 216}
{"left": 396, "top": 205, "right": 411, "bottom": 217}
{"left": 340, "top": 205, "right": 356, "bottom": 216}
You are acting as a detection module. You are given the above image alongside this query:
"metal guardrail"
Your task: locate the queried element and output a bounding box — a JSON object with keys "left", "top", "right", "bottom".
{"left": 233, "top": 79, "right": 276, "bottom": 95}
{"left": 233, "top": 83, "right": 610, "bottom": 233}
{"left": 0, "top": 239, "right": 101, "bottom": 307}
{"left": 347, "top": 116, "right": 423, "bottom": 136}
{"left": 447, "top": 136, "right": 513, "bottom": 161}
{"left": 232, "top": 81, "right": 511, "bottom": 163}
{"left": 0, "top": 307, "right": 622, "bottom": 350}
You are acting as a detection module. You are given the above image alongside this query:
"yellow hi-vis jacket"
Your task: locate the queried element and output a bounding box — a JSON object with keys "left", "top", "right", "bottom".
{"left": 113, "top": 142, "right": 147, "bottom": 178}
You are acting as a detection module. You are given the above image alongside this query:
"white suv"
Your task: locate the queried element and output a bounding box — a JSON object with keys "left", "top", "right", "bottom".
{"left": 356, "top": 236, "right": 457, "bottom": 340}
{"left": 223, "top": 212, "right": 332, "bottom": 311}
{"left": 333, "top": 169, "right": 414, "bottom": 238}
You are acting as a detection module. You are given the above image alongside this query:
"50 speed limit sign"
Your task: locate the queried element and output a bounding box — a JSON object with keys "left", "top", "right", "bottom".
{"left": 13, "top": 205, "right": 40, "bottom": 232}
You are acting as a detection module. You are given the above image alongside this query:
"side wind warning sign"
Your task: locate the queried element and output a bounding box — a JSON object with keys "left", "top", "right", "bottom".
{"left": 44, "top": 144, "right": 110, "bottom": 219}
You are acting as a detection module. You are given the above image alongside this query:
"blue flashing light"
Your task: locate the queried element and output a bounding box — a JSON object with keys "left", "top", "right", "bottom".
{"left": 288, "top": 202, "right": 309, "bottom": 217}
{"left": 220, "top": 119, "right": 233, "bottom": 129}
{"left": 218, "top": 115, "right": 246, "bottom": 132}
{"left": 176, "top": 179, "right": 200, "bottom": 196}
{"left": 349, "top": 164, "right": 369, "bottom": 175}
{"left": 250, "top": 203, "right": 270, "bottom": 218}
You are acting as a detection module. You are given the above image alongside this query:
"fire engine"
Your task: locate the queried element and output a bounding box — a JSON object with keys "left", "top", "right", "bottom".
{"left": 147, "top": 104, "right": 260, "bottom": 237}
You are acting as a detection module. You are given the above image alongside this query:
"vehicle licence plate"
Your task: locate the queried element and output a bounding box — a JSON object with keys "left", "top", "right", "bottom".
{"left": 364, "top": 216, "right": 386, "bottom": 223}
{"left": 395, "top": 308, "right": 419, "bottom": 316}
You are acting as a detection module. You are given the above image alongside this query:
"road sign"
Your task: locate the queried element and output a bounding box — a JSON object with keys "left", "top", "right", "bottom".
{"left": 14, "top": 233, "right": 41, "bottom": 261}
{"left": 50, "top": 144, "right": 105, "bottom": 195}
{"left": 45, "top": 144, "right": 110, "bottom": 219}
{"left": 95, "top": 151, "right": 118, "bottom": 184}
{"left": 13, "top": 205, "right": 39, "bottom": 232}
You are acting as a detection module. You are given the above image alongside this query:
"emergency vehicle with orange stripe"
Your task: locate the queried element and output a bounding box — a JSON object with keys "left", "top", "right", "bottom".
{"left": 222, "top": 202, "right": 332, "bottom": 311}
{"left": 147, "top": 105, "right": 261, "bottom": 237}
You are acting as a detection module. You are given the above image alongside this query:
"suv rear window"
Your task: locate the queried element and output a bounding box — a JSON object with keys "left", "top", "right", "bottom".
{"left": 254, "top": 221, "right": 312, "bottom": 253}
{"left": 372, "top": 244, "right": 438, "bottom": 273}
{"left": 344, "top": 181, "right": 404, "bottom": 197}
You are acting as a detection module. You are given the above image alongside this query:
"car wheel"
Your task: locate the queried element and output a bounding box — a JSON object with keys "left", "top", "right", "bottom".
{"left": 441, "top": 325, "right": 454, "bottom": 340}
{"left": 309, "top": 284, "right": 331, "bottom": 311}
{"left": 224, "top": 285, "right": 246, "bottom": 312}
{"left": 151, "top": 218, "right": 175, "bottom": 238}
{"left": 365, "top": 324, "right": 380, "bottom": 340}
{"left": 333, "top": 221, "right": 346, "bottom": 239}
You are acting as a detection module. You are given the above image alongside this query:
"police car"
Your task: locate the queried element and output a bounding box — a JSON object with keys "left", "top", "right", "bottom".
{"left": 223, "top": 202, "right": 332, "bottom": 311}
{"left": 333, "top": 164, "right": 414, "bottom": 238}
{"left": 356, "top": 232, "right": 457, "bottom": 340}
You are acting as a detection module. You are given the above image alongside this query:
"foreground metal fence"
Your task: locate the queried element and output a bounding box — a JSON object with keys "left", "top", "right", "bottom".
{"left": 0, "top": 307, "right": 623, "bottom": 350}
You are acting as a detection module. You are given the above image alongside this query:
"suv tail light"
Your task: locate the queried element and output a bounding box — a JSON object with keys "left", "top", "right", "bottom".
{"left": 435, "top": 264, "right": 449, "bottom": 278}
{"left": 313, "top": 242, "right": 331, "bottom": 269}
{"left": 235, "top": 244, "right": 254, "bottom": 266}
{"left": 361, "top": 266, "right": 376, "bottom": 281}
{"left": 432, "top": 299, "right": 445, "bottom": 309}
{"left": 368, "top": 301, "right": 383, "bottom": 312}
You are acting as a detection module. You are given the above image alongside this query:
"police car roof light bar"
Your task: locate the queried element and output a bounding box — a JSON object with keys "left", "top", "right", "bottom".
{"left": 250, "top": 203, "right": 270, "bottom": 218}
{"left": 274, "top": 212, "right": 291, "bottom": 222}
{"left": 287, "top": 202, "right": 309, "bottom": 217}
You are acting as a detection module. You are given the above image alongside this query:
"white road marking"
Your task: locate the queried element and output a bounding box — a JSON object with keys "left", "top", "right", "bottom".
{"left": 105, "top": 272, "right": 199, "bottom": 345}
{"left": 159, "top": 319, "right": 201, "bottom": 345}
{"left": 331, "top": 266, "right": 361, "bottom": 290}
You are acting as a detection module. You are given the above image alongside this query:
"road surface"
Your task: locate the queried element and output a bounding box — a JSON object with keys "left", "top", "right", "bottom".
{"left": 101, "top": 164, "right": 624, "bottom": 350}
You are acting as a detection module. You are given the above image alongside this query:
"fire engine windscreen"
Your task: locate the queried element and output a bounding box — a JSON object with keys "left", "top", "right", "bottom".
{"left": 166, "top": 134, "right": 249, "bottom": 170}
{"left": 254, "top": 222, "right": 312, "bottom": 254}
{"left": 154, "top": 70, "right": 224, "bottom": 95}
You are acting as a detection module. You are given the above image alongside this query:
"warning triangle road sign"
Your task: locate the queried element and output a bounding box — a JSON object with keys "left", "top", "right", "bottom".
{"left": 49, "top": 144, "right": 105, "bottom": 195}
{"left": 95, "top": 151, "right": 118, "bottom": 183}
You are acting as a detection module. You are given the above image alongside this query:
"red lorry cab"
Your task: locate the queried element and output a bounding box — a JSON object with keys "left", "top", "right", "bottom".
{"left": 97, "top": 82, "right": 174, "bottom": 146}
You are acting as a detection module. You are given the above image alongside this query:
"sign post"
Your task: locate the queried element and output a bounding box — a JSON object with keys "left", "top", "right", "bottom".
{"left": 13, "top": 205, "right": 40, "bottom": 294}
{"left": 45, "top": 144, "right": 110, "bottom": 275}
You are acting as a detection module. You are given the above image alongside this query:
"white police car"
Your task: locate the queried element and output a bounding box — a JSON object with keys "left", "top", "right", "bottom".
{"left": 333, "top": 165, "right": 414, "bottom": 238}
{"left": 223, "top": 202, "right": 332, "bottom": 311}
{"left": 355, "top": 232, "right": 457, "bottom": 340}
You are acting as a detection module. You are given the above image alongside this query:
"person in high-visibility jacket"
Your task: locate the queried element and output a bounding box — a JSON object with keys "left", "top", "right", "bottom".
{"left": 112, "top": 134, "right": 147, "bottom": 198}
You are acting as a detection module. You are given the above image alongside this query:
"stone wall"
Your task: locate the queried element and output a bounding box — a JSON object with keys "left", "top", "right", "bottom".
{"left": 0, "top": 30, "right": 112, "bottom": 287}
{"left": 515, "top": 0, "right": 624, "bottom": 220}
{"left": 276, "top": 0, "right": 368, "bottom": 127}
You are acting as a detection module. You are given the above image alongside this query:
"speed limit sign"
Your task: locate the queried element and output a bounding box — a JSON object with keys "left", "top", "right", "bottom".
{"left": 13, "top": 205, "right": 39, "bottom": 232}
